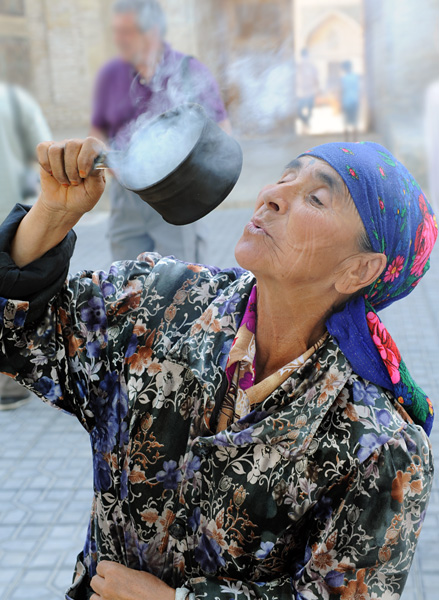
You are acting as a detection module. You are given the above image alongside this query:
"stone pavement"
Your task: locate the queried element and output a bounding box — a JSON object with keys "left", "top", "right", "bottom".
{"left": 1, "top": 134, "right": 439, "bottom": 599}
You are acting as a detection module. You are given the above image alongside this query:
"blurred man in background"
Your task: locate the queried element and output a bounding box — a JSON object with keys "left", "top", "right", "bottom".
{"left": 295, "top": 48, "right": 319, "bottom": 134}
{"left": 340, "top": 60, "right": 361, "bottom": 142}
{"left": 90, "top": 0, "right": 231, "bottom": 263}
{"left": 0, "top": 81, "right": 51, "bottom": 410}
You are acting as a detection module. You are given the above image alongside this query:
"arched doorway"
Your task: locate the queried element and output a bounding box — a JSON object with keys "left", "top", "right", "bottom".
{"left": 295, "top": 8, "right": 366, "bottom": 134}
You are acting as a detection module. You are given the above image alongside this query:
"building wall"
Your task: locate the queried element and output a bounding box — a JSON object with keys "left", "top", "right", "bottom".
{"left": 364, "top": 0, "right": 439, "bottom": 187}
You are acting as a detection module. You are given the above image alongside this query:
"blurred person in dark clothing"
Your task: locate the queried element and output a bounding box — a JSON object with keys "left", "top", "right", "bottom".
{"left": 90, "top": 0, "right": 231, "bottom": 263}
{"left": 340, "top": 61, "right": 360, "bottom": 142}
{"left": 0, "top": 81, "right": 51, "bottom": 410}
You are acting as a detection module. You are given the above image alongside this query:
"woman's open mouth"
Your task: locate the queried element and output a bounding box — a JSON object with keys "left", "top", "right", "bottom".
{"left": 246, "top": 219, "right": 268, "bottom": 235}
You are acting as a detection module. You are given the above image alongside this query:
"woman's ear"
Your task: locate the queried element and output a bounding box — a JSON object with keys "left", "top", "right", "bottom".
{"left": 335, "top": 253, "right": 387, "bottom": 296}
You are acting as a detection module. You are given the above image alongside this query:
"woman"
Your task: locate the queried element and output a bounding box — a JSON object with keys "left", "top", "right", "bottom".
{"left": 0, "top": 137, "right": 436, "bottom": 600}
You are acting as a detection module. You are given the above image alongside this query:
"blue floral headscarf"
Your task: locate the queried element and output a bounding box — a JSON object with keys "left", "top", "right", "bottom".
{"left": 300, "top": 142, "right": 437, "bottom": 435}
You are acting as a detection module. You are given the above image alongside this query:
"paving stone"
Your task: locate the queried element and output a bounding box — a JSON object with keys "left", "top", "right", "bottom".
{"left": 11, "top": 585, "right": 54, "bottom": 599}
{"left": 2, "top": 509, "right": 31, "bottom": 526}
{"left": 51, "top": 569, "right": 75, "bottom": 592}
{"left": 21, "top": 569, "right": 52, "bottom": 585}
{"left": 16, "top": 525, "right": 47, "bottom": 540}
{"left": 0, "top": 567, "right": 18, "bottom": 586}
{"left": 0, "top": 526, "right": 16, "bottom": 541}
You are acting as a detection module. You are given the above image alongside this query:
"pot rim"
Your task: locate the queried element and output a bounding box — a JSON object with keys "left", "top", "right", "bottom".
{"left": 123, "top": 103, "right": 210, "bottom": 193}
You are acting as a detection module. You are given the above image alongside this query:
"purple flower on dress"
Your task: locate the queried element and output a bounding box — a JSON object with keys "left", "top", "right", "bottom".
{"left": 234, "top": 428, "right": 254, "bottom": 446}
{"left": 217, "top": 293, "right": 241, "bottom": 316}
{"left": 313, "top": 495, "right": 333, "bottom": 521}
{"left": 239, "top": 371, "right": 254, "bottom": 390}
{"left": 214, "top": 431, "right": 230, "bottom": 447}
{"left": 0, "top": 297, "right": 7, "bottom": 321}
{"left": 325, "top": 570, "right": 344, "bottom": 588}
{"left": 14, "top": 309, "right": 26, "bottom": 327}
{"left": 194, "top": 533, "right": 226, "bottom": 573}
{"left": 91, "top": 371, "right": 129, "bottom": 454}
{"left": 35, "top": 376, "right": 63, "bottom": 402}
{"left": 376, "top": 408, "right": 392, "bottom": 427}
{"left": 255, "top": 541, "right": 274, "bottom": 559}
{"left": 353, "top": 381, "right": 380, "bottom": 406}
{"left": 401, "top": 429, "right": 417, "bottom": 454}
{"left": 292, "top": 544, "right": 312, "bottom": 580}
{"left": 219, "top": 339, "right": 233, "bottom": 370}
{"left": 93, "top": 452, "right": 112, "bottom": 491}
{"left": 357, "top": 432, "right": 391, "bottom": 463}
{"left": 101, "top": 280, "right": 116, "bottom": 298}
{"left": 125, "top": 334, "right": 138, "bottom": 359}
{"left": 186, "top": 456, "right": 201, "bottom": 479}
{"left": 120, "top": 465, "right": 128, "bottom": 500}
{"left": 188, "top": 507, "right": 201, "bottom": 532}
{"left": 86, "top": 340, "right": 101, "bottom": 359}
{"left": 239, "top": 410, "right": 270, "bottom": 425}
{"left": 81, "top": 297, "right": 107, "bottom": 332}
{"left": 156, "top": 460, "right": 182, "bottom": 490}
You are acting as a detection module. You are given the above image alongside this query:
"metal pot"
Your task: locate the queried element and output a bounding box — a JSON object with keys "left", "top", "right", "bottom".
{"left": 95, "top": 104, "right": 243, "bottom": 226}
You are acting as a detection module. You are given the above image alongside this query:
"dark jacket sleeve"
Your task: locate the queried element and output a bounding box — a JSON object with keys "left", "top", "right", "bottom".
{"left": 0, "top": 204, "right": 76, "bottom": 322}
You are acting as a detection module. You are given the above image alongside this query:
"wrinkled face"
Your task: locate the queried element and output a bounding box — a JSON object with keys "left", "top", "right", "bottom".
{"left": 235, "top": 156, "right": 366, "bottom": 290}
{"left": 112, "top": 12, "right": 161, "bottom": 66}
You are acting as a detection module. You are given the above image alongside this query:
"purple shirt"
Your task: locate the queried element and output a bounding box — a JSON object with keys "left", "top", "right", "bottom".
{"left": 91, "top": 43, "right": 228, "bottom": 146}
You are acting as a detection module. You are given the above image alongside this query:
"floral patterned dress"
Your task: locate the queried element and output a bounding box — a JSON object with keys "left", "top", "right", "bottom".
{"left": 0, "top": 232, "right": 433, "bottom": 599}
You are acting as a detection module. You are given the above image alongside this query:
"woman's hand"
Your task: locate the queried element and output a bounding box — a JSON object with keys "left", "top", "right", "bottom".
{"left": 37, "top": 137, "right": 106, "bottom": 220}
{"left": 90, "top": 561, "right": 176, "bottom": 600}
{"left": 10, "top": 137, "right": 107, "bottom": 268}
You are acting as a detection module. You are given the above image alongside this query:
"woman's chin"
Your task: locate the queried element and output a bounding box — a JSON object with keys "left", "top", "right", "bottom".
{"left": 234, "top": 238, "right": 261, "bottom": 272}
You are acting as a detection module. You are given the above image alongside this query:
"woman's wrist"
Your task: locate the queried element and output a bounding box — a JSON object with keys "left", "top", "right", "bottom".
{"left": 10, "top": 197, "right": 80, "bottom": 268}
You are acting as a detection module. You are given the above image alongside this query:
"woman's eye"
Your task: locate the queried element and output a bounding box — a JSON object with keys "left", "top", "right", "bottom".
{"left": 309, "top": 195, "right": 323, "bottom": 206}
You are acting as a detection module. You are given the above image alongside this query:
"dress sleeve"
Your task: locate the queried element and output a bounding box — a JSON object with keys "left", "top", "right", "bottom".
{"left": 181, "top": 424, "right": 432, "bottom": 599}
{"left": 0, "top": 246, "right": 166, "bottom": 431}
{"left": 0, "top": 204, "right": 76, "bottom": 322}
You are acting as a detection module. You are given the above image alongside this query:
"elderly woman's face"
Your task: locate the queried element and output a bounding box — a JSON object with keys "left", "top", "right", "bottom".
{"left": 235, "top": 156, "right": 365, "bottom": 288}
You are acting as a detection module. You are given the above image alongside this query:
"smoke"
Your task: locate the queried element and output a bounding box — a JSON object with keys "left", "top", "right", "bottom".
{"left": 108, "top": 40, "right": 296, "bottom": 190}
{"left": 108, "top": 104, "right": 204, "bottom": 190}
{"left": 226, "top": 47, "right": 295, "bottom": 135}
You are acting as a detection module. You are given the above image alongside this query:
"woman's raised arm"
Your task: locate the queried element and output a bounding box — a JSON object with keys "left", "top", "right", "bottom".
{"left": 11, "top": 137, "right": 106, "bottom": 267}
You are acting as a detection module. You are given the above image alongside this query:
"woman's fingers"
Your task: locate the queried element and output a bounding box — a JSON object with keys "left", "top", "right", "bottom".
{"left": 64, "top": 139, "right": 83, "bottom": 185}
{"left": 78, "top": 137, "right": 106, "bottom": 179}
{"left": 36, "top": 141, "right": 54, "bottom": 175}
{"left": 36, "top": 138, "right": 106, "bottom": 184}
{"left": 90, "top": 573, "right": 104, "bottom": 596}
{"left": 47, "top": 143, "right": 70, "bottom": 186}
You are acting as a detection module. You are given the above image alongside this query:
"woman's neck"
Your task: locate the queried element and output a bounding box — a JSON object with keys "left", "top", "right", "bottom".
{"left": 254, "top": 280, "right": 332, "bottom": 383}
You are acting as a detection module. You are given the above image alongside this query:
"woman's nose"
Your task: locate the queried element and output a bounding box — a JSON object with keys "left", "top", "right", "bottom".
{"left": 259, "top": 184, "right": 289, "bottom": 213}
